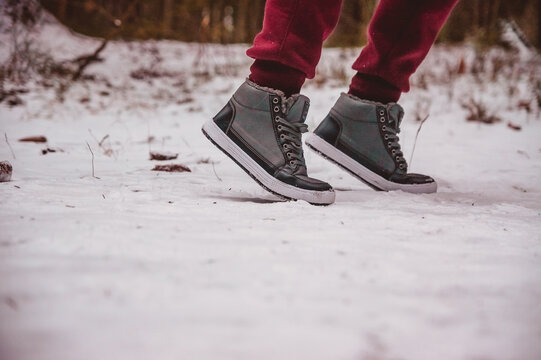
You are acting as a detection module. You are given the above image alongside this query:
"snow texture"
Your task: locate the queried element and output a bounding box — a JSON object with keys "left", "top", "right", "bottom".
{"left": 1, "top": 12, "right": 541, "bottom": 360}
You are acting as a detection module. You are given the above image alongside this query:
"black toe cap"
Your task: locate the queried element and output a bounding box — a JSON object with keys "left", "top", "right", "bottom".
{"left": 389, "top": 173, "right": 435, "bottom": 185}
{"left": 276, "top": 170, "right": 333, "bottom": 191}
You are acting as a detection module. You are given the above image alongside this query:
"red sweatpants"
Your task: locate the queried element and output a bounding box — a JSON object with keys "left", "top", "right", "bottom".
{"left": 247, "top": 0, "right": 459, "bottom": 102}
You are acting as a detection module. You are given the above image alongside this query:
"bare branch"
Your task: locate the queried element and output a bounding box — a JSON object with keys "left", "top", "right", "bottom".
{"left": 71, "top": 39, "right": 108, "bottom": 82}
{"left": 212, "top": 161, "right": 222, "bottom": 182}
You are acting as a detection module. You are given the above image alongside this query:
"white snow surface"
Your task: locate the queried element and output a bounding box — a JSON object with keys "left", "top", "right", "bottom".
{"left": 1, "top": 14, "right": 541, "bottom": 360}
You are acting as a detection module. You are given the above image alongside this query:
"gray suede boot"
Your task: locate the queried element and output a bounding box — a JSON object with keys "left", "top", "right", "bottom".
{"left": 202, "top": 80, "right": 335, "bottom": 205}
{"left": 305, "top": 93, "right": 437, "bottom": 193}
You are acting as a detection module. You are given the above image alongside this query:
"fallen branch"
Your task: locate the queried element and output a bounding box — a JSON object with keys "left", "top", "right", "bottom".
{"left": 71, "top": 39, "right": 108, "bottom": 82}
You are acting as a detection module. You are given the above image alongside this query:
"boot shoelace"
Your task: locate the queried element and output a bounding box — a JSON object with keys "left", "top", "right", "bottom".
{"left": 275, "top": 116, "right": 308, "bottom": 168}
{"left": 380, "top": 110, "right": 407, "bottom": 172}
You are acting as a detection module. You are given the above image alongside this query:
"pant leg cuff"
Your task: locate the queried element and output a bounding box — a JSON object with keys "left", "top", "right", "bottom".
{"left": 249, "top": 60, "right": 306, "bottom": 97}
{"left": 348, "top": 73, "right": 401, "bottom": 103}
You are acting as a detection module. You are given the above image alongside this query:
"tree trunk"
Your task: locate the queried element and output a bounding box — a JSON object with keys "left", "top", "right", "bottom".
{"left": 235, "top": 0, "right": 249, "bottom": 43}
{"left": 538, "top": 0, "right": 541, "bottom": 47}
{"left": 249, "top": 0, "right": 265, "bottom": 41}
{"left": 57, "top": 0, "right": 67, "bottom": 22}
{"left": 162, "top": 0, "right": 173, "bottom": 36}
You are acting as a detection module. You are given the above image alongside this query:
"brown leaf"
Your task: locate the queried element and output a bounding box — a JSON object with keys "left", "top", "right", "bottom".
{"left": 149, "top": 152, "right": 178, "bottom": 161}
{"left": 41, "top": 147, "right": 64, "bottom": 155}
{"left": 19, "top": 136, "right": 47, "bottom": 143}
{"left": 507, "top": 122, "right": 522, "bottom": 131}
{"left": 152, "top": 164, "right": 191, "bottom": 173}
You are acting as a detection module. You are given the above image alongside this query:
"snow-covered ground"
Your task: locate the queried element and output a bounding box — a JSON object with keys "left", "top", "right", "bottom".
{"left": 1, "top": 13, "right": 541, "bottom": 360}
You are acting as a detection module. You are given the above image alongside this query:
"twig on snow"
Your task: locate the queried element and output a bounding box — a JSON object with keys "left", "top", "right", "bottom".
{"left": 86, "top": 141, "right": 99, "bottom": 179}
{"left": 88, "top": 129, "right": 114, "bottom": 158}
{"left": 147, "top": 121, "right": 152, "bottom": 155}
{"left": 98, "top": 134, "right": 110, "bottom": 147}
{"left": 409, "top": 114, "right": 429, "bottom": 169}
{"left": 211, "top": 161, "right": 222, "bottom": 182}
{"left": 4, "top": 133, "right": 16, "bottom": 160}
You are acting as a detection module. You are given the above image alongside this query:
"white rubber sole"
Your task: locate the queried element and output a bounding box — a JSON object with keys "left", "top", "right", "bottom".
{"left": 202, "top": 120, "right": 336, "bottom": 205}
{"left": 305, "top": 133, "right": 437, "bottom": 194}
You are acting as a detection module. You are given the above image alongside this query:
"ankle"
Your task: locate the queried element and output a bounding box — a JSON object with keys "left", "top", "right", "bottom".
{"left": 249, "top": 60, "right": 306, "bottom": 97}
{"left": 348, "top": 73, "right": 401, "bottom": 104}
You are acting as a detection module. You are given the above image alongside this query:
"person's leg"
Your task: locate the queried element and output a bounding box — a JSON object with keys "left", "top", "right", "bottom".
{"left": 307, "top": 0, "right": 459, "bottom": 193}
{"left": 202, "top": 0, "right": 343, "bottom": 204}
{"left": 246, "top": 0, "right": 343, "bottom": 96}
{"left": 349, "top": 0, "right": 459, "bottom": 103}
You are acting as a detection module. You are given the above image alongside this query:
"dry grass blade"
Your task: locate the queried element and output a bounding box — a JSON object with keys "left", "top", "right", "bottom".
{"left": 85, "top": 141, "right": 99, "bottom": 178}
{"left": 409, "top": 114, "right": 429, "bottom": 169}
{"left": 5, "top": 133, "right": 16, "bottom": 159}
{"left": 211, "top": 161, "right": 222, "bottom": 182}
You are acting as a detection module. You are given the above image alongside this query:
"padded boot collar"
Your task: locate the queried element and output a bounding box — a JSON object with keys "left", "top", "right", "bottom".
{"left": 245, "top": 79, "right": 309, "bottom": 116}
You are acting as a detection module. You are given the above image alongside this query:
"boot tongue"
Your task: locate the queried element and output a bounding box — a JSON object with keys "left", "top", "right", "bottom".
{"left": 284, "top": 95, "right": 310, "bottom": 124}
{"left": 387, "top": 103, "right": 404, "bottom": 130}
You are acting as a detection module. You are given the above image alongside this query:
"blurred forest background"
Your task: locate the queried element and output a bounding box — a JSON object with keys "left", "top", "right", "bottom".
{"left": 40, "top": 0, "right": 541, "bottom": 48}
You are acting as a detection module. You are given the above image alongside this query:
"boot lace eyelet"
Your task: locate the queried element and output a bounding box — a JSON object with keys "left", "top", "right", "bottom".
{"left": 387, "top": 142, "right": 392, "bottom": 147}
{"left": 272, "top": 98, "right": 279, "bottom": 104}
{"left": 392, "top": 150, "right": 396, "bottom": 155}
{"left": 287, "top": 152, "right": 291, "bottom": 158}
{"left": 290, "top": 161, "right": 295, "bottom": 166}
{"left": 275, "top": 116, "right": 280, "bottom": 121}
{"left": 273, "top": 106, "right": 280, "bottom": 113}
{"left": 283, "top": 144, "right": 288, "bottom": 149}
{"left": 280, "top": 134, "right": 285, "bottom": 139}
{"left": 382, "top": 125, "right": 386, "bottom": 131}
{"left": 384, "top": 135, "right": 389, "bottom": 140}
{"left": 380, "top": 117, "right": 385, "bottom": 123}
{"left": 277, "top": 125, "right": 282, "bottom": 130}
{"left": 379, "top": 110, "right": 384, "bottom": 116}
{"left": 395, "top": 156, "right": 400, "bottom": 161}
{"left": 399, "top": 164, "right": 404, "bottom": 169}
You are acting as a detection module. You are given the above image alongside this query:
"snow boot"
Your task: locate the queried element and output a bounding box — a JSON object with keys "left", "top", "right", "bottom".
{"left": 202, "top": 80, "right": 335, "bottom": 205}
{"left": 305, "top": 94, "right": 437, "bottom": 193}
